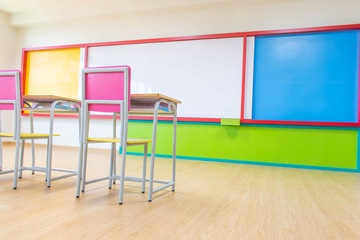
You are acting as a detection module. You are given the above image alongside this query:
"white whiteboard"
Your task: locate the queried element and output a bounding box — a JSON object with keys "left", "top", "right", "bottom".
{"left": 88, "top": 37, "right": 244, "bottom": 119}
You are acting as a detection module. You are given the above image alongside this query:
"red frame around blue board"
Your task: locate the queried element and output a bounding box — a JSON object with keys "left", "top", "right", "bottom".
{"left": 250, "top": 30, "right": 359, "bottom": 123}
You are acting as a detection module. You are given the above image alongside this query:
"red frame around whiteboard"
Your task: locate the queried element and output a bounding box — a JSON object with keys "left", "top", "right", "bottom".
{"left": 21, "top": 23, "right": 360, "bottom": 126}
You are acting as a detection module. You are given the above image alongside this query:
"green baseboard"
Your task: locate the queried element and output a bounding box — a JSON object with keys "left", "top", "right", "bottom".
{"left": 125, "top": 122, "right": 358, "bottom": 171}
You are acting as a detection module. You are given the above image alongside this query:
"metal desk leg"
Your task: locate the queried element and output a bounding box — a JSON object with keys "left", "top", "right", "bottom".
{"left": 45, "top": 104, "right": 56, "bottom": 187}
{"left": 75, "top": 104, "right": 84, "bottom": 198}
{"left": 75, "top": 142, "right": 83, "bottom": 197}
{"left": 81, "top": 110, "right": 90, "bottom": 192}
{"left": 148, "top": 101, "right": 160, "bottom": 202}
{"left": 118, "top": 103, "right": 128, "bottom": 205}
{"left": 142, "top": 143, "right": 148, "bottom": 194}
{"left": 172, "top": 104, "right": 177, "bottom": 192}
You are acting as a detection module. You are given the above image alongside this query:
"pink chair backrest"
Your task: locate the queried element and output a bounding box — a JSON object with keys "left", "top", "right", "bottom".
{"left": 0, "top": 70, "right": 22, "bottom": 110}
{"left": 84, "top": 66, "right": 131, "bottom": 112}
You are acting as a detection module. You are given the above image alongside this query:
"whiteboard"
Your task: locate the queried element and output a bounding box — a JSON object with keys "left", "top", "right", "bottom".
{"left": 88, "top": 37, "right": 244, "bottom": 119}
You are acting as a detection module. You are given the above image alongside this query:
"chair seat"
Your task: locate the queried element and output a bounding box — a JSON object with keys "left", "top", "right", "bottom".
{"left": 0, "top": 133, "right": 60, "bottom": 138}
{"left": 87, "top": 137, "right": 151, "bottom": 144}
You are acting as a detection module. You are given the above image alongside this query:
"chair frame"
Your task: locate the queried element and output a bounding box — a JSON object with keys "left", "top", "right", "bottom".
{"left": 0, "top": 71, "right": 80, "bottom": 189}
{"left": 0, "top": 71, "right": 20, "bottom": 179}
{"left": 0, "top": 71, "right": 46, "bottom": 189}
{"left": 76, "top": 66, "right": 149, "bottom": 204}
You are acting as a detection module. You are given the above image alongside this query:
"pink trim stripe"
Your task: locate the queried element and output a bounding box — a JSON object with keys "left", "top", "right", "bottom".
{"left": 22, "top": 24, "right": 360, "bottom": 52}
{"left": 241, "top": 119, "right": 360, "bottom": 127}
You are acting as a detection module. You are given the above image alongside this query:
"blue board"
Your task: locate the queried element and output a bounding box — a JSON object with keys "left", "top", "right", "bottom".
{"left": 252, "top": 30, "right": 359, "bottom": 122}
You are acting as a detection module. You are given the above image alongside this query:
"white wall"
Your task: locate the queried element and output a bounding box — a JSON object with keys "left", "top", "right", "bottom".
{"left": 16, "top": 0, "right": 360, "bottom": 48}
{"left": 14, "top": 0, "right": 360, "bottom": 148}
{"left": 0, "top": 11, "right": 17, "bottom": 135}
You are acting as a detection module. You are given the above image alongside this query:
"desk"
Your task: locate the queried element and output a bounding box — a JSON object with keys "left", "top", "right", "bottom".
{"left": 22, "top": 95, "right": 81, "bottom": 187}
{"left": 111, "top": 94, "right": 181, "bottom": 201}
{"left": 130, "top": 94, "right": 181, "bottom": 201}
{"left": 24, "top": 94, "right": 181, "bottom": 200}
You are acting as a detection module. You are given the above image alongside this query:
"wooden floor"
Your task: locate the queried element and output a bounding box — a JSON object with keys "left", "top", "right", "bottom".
{"left": 1, "top": 143, "right": 360, "bottom": 239}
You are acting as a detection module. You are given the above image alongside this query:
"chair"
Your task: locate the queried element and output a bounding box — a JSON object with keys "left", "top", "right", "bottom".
{"left": 0, "top": 70, "right": 58, "bottom": 189}
{"left": 75, "top": 66, "right": 151, "bottom": 204}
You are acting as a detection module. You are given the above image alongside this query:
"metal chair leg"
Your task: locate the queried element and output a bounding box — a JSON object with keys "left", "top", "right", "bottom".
{"left": 45, "top": 138, "right": 52, "bottom": 187}
{"left": 108, "top": 142, "right": 115, "bottom": 189}
{"left": 118, "top": 142, "right": 127, "bottom": 205}
{"left": 75, "top": 142, "right": 84, "bottom": 198}
{"left": 141, "top": 143, "right": 148, "bottom": 194}
{"left": 81, "top": 143, "right": 88, "bottom": 192}
{"left": 12, "top": 139, "right": 21, "bottom": 189}
{"left": 112, "top": 150, "right": 116, "bottom": 184}
{"left": 31, "top": 139, "right": 35, "bottom": 174}
{"left": 19, "top": 139, "right": 25, "bottom": 178}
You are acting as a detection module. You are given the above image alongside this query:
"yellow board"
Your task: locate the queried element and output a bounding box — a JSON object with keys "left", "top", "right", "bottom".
{"left": 25, "top": 48, "right": 81, "bottom": 99}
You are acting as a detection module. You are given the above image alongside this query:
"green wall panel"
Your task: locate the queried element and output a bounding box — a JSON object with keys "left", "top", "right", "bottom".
{"left": 126, "top": 122, "right": 357, "bottom": 170}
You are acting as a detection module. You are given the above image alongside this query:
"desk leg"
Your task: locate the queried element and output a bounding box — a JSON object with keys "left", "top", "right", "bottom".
{"left": 118, "top": 103, "right": 128, "bottom": 205}
{"left": 46, "top": 105, "right": 55, "bottom": 187}
{"left": 172, "top": 105, "right": 177, "bottom": 192}
{"left": 142, "top": 143, "right": 148, "bottom": 194}
{"left": 81, "top": 110, "right": 90, "bottom": 193}
{"left": 148, "top": 102, "right": 160, "bottom": 202}
{"left": 75, "top": 105, "right": 84, "bottom": 198}
{"left": 75, "top": 142, "right": 83, "bottom": 197}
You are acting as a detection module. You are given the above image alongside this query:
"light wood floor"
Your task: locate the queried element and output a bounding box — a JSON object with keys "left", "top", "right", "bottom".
{"left": 1, "top": 142, "right": 360, "bottom": 239}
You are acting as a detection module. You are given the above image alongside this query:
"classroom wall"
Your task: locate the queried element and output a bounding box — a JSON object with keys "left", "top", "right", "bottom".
{"left": 0, "top": 11, "right": 17, "bottom": 134}
{"left": 16, "top": 0, "right": 360, "bottom": 139}
{"left": 10, "top": 0, "right": 360, "bottom": 171}
{"left": 15, "top": 0, "right": 360, "bottom": 48}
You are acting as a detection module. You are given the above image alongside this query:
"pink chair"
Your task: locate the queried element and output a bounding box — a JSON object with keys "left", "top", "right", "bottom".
{"left": 0, "top": 70, "right": 57, "bottom": 189}
{"left": 75, "top": 66, "right": 151, "bottom": 204}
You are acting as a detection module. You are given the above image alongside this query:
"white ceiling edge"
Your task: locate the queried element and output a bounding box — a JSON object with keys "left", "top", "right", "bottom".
{"left": 7, "top": 0, "right": 297, "bottom": 28}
